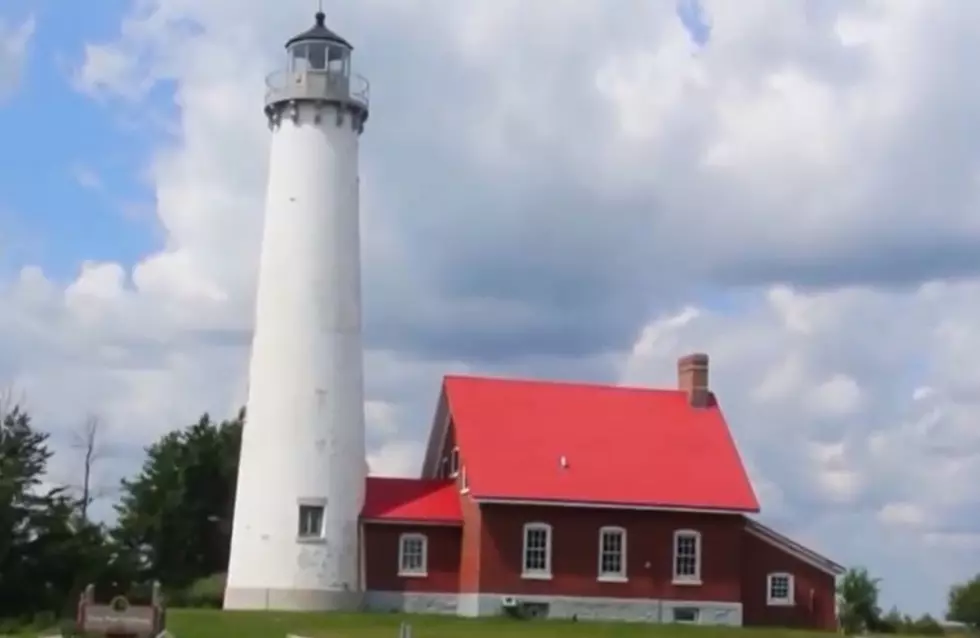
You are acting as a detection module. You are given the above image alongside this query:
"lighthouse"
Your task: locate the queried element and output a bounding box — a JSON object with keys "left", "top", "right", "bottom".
{"left": 224, "top": 10, "right": 369, "bottom": 611}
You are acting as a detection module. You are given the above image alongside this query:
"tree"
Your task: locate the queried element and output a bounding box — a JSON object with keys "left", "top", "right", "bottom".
{"left": 70, "top": 414, "right": 103, "bottom": 522}
{"left": 112, "top": 410, "right": 243, "bottom": 589}
{"left": 0, "top": 397, "right": 112, "bottom": 625}
{"left": 837, "top": 566, "right": 882, "bottom": 634}
{"left": 908, "top": 613, "right": 944, "bottom": 635}
{"left": 948, "top": 573, "right": 980, "bottom": 631}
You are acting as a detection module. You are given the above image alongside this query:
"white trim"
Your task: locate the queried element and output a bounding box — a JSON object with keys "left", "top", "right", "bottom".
{"left": 476, "top": 496, "right": 753, "bottom": 515}
{"left": 459, "top": 465, "right": 469, "bottom": 494}
{"left": 449, "top": 446, "right": 460, "bottom": 477}
{"left": 745, "top": 520, "right": 845, "bottom": 576}
{"left": 766, "top": 572, "right": 794, "bottom": 606}
{"left": 597, "top": 526, "right": 627, "bottom": 582}
{"left": 521, "top": 522, "right": 552, "bottom": 580}
{"left": 360, "top": 518, "right": 462, "bottom": 527}
{"left": 672, "top": 529, "right": 702, "bottom": 585}
{"left": 398, "top": 532, "right": 428, "bottom": 577}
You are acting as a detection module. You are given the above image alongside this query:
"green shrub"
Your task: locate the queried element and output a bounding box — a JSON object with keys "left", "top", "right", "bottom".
{"left": 176, "top": 573, "right": 225, "bottom": 609}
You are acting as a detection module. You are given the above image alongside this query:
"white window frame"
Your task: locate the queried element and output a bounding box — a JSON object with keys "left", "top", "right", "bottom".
{"left": 766, "top": 572, "right": 795, "bottom": 606}
{"left": 521, "top": 522, "right": 552, "bottom": 580}
{"left": 449, "top": 446, "right": 460, "bottom": 477}
{"left": 672, "top": 529, "right": 702, "bottom": 584}
{"left": 459, "top": 465, "right": 469, "bottom": 494}
{"left": 398, "top": 533, "right": 428, "bottom": 577}
{"left": 597, "top": 526, "right": 627, "bottom": 582}
{"left": 296, "top": 498, "right": 326, "bottom": 542}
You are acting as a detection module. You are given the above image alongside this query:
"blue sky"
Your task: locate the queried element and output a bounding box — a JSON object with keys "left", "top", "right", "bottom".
{"left": 0, "top": 0, "right": 712, "bottom": 284}
{"left": 0, "top": 0, "right": 159, "bottom": 282}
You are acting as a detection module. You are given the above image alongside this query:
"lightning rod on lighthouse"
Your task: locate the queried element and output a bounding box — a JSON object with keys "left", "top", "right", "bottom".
{"left": 224, "top": 10, "right": 369, "bottom": 611}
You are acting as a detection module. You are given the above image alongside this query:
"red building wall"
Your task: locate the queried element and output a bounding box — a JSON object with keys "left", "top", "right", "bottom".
{"left": 458, "top": 486, "right": 482, "bottom": 593}
{"left": 740, "top": 529, "right": 837, "bottom": 631}
{"left": 362, "top": 523, "right": 461, "bottom": 593}
{"left": 476, "top": 503, "right": 744, "bottom": 602}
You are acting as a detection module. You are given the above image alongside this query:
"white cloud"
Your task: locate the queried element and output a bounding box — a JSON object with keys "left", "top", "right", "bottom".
{"left": 0, "top": 15, "right": 34, "bottom": 101}
{"left": 71, "top": 165, "right": 103, "bottom": 191}
{"left": 620, "top": 281, "right": 980, "bottom": 612}
{"left": 2, "top": 0, "right": 980, "bottom": 616}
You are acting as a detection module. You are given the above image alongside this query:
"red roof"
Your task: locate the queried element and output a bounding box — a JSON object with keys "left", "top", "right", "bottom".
{"left": 361, "top": 477, "right": 463, "bottom": 524}
{"left": 443, "top": 375, "right": 760, "bottom": 513}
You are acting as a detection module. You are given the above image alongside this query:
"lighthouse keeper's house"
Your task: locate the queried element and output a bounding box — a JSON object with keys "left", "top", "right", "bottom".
{"left": 357, "top": 353, "right": 844, "bottom": 630}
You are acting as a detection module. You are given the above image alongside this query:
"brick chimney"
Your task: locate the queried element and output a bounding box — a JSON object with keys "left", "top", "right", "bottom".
{"left": 677, "top": 353, "right": 712, "bottom": 408}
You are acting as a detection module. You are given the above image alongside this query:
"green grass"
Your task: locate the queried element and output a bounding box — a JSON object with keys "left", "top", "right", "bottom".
{"left": 165, "top": 609, "right": 834, "bottom": 638}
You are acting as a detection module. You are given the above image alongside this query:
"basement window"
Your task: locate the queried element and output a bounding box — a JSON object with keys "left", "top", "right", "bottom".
{"left": 398, "top": 533, "right": 428, "bottom": 577}
{"left": 522, "top": 522, "right": 552, "bottom": 579}
{"left": 296, "top": 500, "right": 326, "bottom": 541}
{"left": 597, "top": 526, "right": 627, "bottom": 581}
{"left": 449, "top": 446, "right": 460, "bottom": 477}
{"left": 767, "top": 572, "right": 795, "bottom": 606}
{"left": 672, "top": 607, "right": 700, "bottom": 624}
{"left": 672, "top": 529, "right": 702, "bottom": 584}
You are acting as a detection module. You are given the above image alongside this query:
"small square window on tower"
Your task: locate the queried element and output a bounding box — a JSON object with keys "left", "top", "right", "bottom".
{"left": 296, "top": 498, "right": 326, "bottom": 541}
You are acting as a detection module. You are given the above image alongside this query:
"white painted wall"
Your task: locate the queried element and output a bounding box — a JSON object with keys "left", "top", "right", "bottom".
{"left": 225, "top": 101, "right": 367, "bottom": 602}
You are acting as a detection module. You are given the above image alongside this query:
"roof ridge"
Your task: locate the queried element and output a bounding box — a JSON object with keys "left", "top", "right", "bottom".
{"left": 443, "top": 373, "right": 687, "bottom": 395}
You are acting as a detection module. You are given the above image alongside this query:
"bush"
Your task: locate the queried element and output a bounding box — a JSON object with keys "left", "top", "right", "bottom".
{"left": 172, "top": 573, "right": 225, "bottom": 609}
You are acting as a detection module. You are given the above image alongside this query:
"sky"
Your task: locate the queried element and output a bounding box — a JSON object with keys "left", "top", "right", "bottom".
{"left": 1, "top": 0, "right": 979, "bottom": 618}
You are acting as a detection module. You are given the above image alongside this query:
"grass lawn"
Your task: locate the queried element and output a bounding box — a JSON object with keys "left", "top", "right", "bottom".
{"left": 165, "top": 609, "right": 833, "bottom": 638}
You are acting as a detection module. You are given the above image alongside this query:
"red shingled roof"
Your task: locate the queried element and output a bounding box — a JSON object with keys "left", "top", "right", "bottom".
{"left": 361, "top": 477, "right": 462, "bottom": 524}
{"left": 443, "top": 375, "right": 760, "bottom": 513}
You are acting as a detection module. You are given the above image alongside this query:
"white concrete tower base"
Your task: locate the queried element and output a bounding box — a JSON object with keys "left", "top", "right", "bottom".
{"left": 224, "top": 12, "right": 370, "bottom": 612}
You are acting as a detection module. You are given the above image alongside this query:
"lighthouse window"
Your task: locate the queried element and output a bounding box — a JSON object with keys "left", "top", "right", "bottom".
{"left": 327, "top": 47, "right": 348, "bottom": 75}
{"left": 289, "top": 44, "right": 310, "bottom": 73}
{"left": 297, "top": 504, "right": 325, "bottom": 539}
{"left": 307, "top": 42, "right": 327, "bottom": 70}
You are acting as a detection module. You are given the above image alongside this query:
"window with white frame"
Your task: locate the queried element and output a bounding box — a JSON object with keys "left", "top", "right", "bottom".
{"left": 598, "top": 526, "right": 626, "bottom": 580}
{"left": 449, "top": 446, "right": 460, "bottom": 477}
{"left": 767, "top": 572, "right": 794, "bottom": 605}
{"left": 672, "top": 529, "right": 701, "bottom": 583}
{"left": 522, "top": 523, "right": 552, "bottom": 578}
{"left": 398, "top": 533, "right": 427, "bottom": 577}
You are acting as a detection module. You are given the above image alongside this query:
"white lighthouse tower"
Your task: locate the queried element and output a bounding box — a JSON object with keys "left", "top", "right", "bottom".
{"left": 224, "top": 10, "right": 369, "bottom": 612}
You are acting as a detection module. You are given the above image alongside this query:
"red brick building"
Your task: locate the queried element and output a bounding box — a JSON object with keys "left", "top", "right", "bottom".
{"left": 358, "top": 354, "right": 844, "bottom": 630}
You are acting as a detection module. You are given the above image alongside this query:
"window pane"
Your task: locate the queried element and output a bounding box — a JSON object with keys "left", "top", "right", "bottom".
{"left": 400, "top": 536, "right": 425, "bottom": 572}
{"left": 298, "top": 505, "right": 323, "bottom": 537}
{"left": 307, "top": 43, "right": 327, "bottom": 69}
{"left": 600, "top": 530, "right": 624, "bottom": 575}
{"left": 673, "top": 607, "right": 699, "bottom": 623}
{"left": 524, "top": 527, "right": 549, "bottom": 572}
{"left": 674, "top": 533, "right": 698, "bottom": 577}
{"left": 770, "top": 575, "right": 790, "bottom": 599}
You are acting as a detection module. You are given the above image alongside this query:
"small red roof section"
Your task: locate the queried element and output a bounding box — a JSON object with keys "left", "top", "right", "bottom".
{"left": 361, "top": 477, "right": 462, "bottom": 525}
{"left": 444, "top": 375, "right": 760, "bottom": 513}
